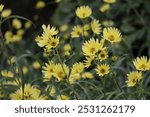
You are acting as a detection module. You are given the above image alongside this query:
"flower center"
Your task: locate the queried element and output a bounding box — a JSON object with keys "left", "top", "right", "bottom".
{"left": 109, "top": 35, "right": 115, "bottom": 41}
{"left": 100, "top": 69, "right": 106, "bottom": 74}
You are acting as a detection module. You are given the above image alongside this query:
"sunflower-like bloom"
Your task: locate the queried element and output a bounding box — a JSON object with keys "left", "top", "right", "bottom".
{"left": 98, "top": 49, "right": 108, "bottom": 61}
{"left": 0, "top": 4, "right": 4, "bottom": 12}
{"left": 35, "top": 1, "right": 46, "bottom": 9}
{"left": 71, "top": 62, "right": 84, "bottom": 74}
{"left": 96, "top": 64, "right": 110, "bottom": 76}
{"left": 12, "top": 19, "right": 22, "bottom": 29}
{"left": 53, "top": 63, "right": 69, "bottom": 81}
{"left": 42, "top": 61, "right": 55, "bottom": 81}
{"left": 1, "top": 9, "right": 11, "bottom": 18}
{"left": 84, "top": 56, "right": 94, "bottom": 68}
{"left": 91, "top": 19, "right": 101, "bottom": 34}
{"left": 126, "top": 71, "right": 142, "bottom": 87}
{"left": 1, "top": 70, "right": 14, "bottom": 78}
{"left": 71, "top": 25, "right": 83, "bottom": 38}
{"left": 82, "top": 38, "right": 100, "bottom": 57}
{"left": 99, "top": 4, "right": 110, "bottom": 12}
{"left": 46, "top": 36, "right": 59, "bottom": 49}
{"left": 10, "top": 84, "right": 45, "bottom": 100}
{"left": 103, "top": 0, "right": 116, "bottom": 4}
{"left": 82, "top": 72, "right": 94, "bottom": 79}
{"left": 133, "top": 56, "right": 150, "bottom": 71}
{"left": 76, "top": 6, "right": 92, "bottom": 19}
{"left": 103, "top": 27, "right": 122, "bottom": 43}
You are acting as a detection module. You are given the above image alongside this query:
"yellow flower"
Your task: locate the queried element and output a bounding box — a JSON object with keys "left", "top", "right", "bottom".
{"left": 76, "top": 6, "right": 92, "bottom": 19}
{"left": 91, "top": 19, "right": 101, "bottom": 34}
{"left": 103, "top": 0, "right": 116, "bottom": 4}
{"left": 102, "top": 20, "right": 114, "bottom": 27}
{"left": 98, "top": 50, "right": 108, "bottom": 61}
{"left": 63, "top": 44, "right": 71, "bottom": 51}
{"left": 35, "top": 1, "right": 46, "bottom": 9}
{"left": 96, "top": 64, "right": 110, "bottom": 76}
{"left": 17, "top": 29, "right": 24, "bottom": 36}
{"left": 10, "top": 84, "right": 45, "bottom": 100}
{"left": 99, "top": 4, "right": 110, "bottom": 12}
{"left": 126, "top": 71, "right": 142, "bottom": 87}
{"left": 71, "top": 25, "right": 83, "bottom": 38}
{"left": 84, "top": 56, "right": 94, "bottom": 68}
{"left": 111, "top": 56, "right": 118, "bottom": 62}
{"left": 45, "top": 86, "right": 56, "bottom": 96}
{"left": 42, "top": 61, "right": 55, "bottom": 81}
{"left": 82, "top": 72, "right": 94, "bottom": 79}
{"left": 46, "top": 36, "right": 59, "bottom": 49}
{"left": 1, "top": 9, "right": 11, "bottom": 18}
{"left": 1, "top": 70, "right": 14, "bottom": 78}
{"left": 42, "top": 24, "right": 58, "bottom": 36}
{"left": 103, "top": 27, "right": 122, "bottom": 43}
{"left": 0, "top": 4, "right": 4, "bottom": 12}
{"left": 12, "top": 19, "right": 22, "bottom": 29}
{"left": 32, "top": 61, "right": 41, "bottom": 69}
{"left": 71, "top": 62, "right": 84, "bottom": 74}
{"left": 59, "top": 24, "right": 68, "bottom": 32}
{"left": 53, "top": 63, "right": 69, "bottom": 81}
{"left": 82, "top": 38, "right": 100, "bottom": 57}
{"left": 133, "top": 56, "right": 150, "bottom": 71}
{"left": 69, "top": 73, "right": 80, "bottom": 84}
{"left": 25, "top": 21, "right": 32, "bottom": 29}
{"left": 57, "top": 95, "right": 69, "bottom": 100}
{"left": 23, "top": 66, "right": 28, "bottom": 75}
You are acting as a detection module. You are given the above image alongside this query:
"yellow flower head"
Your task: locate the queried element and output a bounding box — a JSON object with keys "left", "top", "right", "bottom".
{"left": 98, "top": 50, "right": 108, "bottom": 61}
{"left": 1, "top": 9, "right": 12, "bottom": 18}
{"left": 0, "top": 4, "right": 4, "bottom": 12}
{"left": 82, "top": 38, "right": 100, "bottom": 57}
{"left": 42, "top": 61, "right": 55, "bottom": 81}
{"left": 91, "top": 19, "right": 101, "bottom": 34}
{"left": 71, "top": 25, "right": 83, "bottom": 38}
{"left": 103, "top": 0, "right": 116, "bottom": 4}
{"left": 84, "top": 56, "right": 94, "bottom": 68}
{"left": 12, "top": 19, "right": 22, "bottom": 29}
{"left": 126, "top": 71, "right": 142, "bottom": 87}
{"left": 23, "top": 66, "right": 28, "bottom": 75}
{"left": 57, "top": 95, "right": 69, "bottom": 100}
{"left": 46, "top": 36, "right": 59, "bottom": 49}
{"left": 35, "top": 1, "right": 46, "bottom": 9}
{"left": 82, "top": 72, "right": 94, "bottom": 79}
{"left": 10, "top": 84, "right": 45, "bottom": 100}
{"left": 25, "top": 21, "right": 32, "bottom": 29}
{"left": 96, "top": 64, "right": 110, "bottom": 76}
{"left": 76, "top": 6, "right": 92, "bottom": 19}
{"left": 42, "top": 24, "right": 58, "bottom": 36}
{"left": 63, "top": 44, "right": 71, "bottom": 51}
{"left": 53, "top": 63, "right": 69, "bottom": 81}
{"left": 1, "top": 70, "right": 14, "bottom": 78}
{"left": 32, "top": 61, "right": 41, "bottom": 69}
{"left": 111, "top": 56, "right": 118, "bottom": 62}
{"left": 59, "top": 24, "right": 68, "bottom": 32}
{"left": 133, "top": 56, "right": 150, "bottom": 71}
{"left": 102, "top": 20, "right": 114, "bottom": 27}
{"left": 71, "top": 62, "right": 84, "bottom": 74}
{"left": 103, "top": 27, "right": 122, "bottom": 43}
{"left": 99, "top": 4, "right": 110, "bottom": 12}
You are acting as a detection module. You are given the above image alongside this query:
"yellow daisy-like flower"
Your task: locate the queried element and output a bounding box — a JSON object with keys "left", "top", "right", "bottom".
{"left": 82, "top": 38, "right": 100, "bottom": 57}
{"left": 42, "top": 61, "right": 55, "bottom": 81}
{"left": 98, "top": 50, "right": 108, "bottom": 61}
{"left": 1, "top": 70, "right": 14, "bottom": 78}
{"left": 102, "top": 20, "right": 114, "bottom": 27}
{"left": 57, "top": 95, "right": 69, "bottom": 100}
{"left": 53, "top": 63, "right": 69, "bottom": 81}
{"left": 46, "top": 36, "right": 59, "bottom": 49}
{"left": 76, "top": 6, "right": 92, "bottom": 19}
{"left": 32, "top": 61, "right": 41, "bottom": 69}
{"left": 103, "top": 27, "right": 122, "bottom": 43}
{"left": 96, "top": 64, "right": 110, "bottom": 76}
{"left": 12, "top": 19, "right": 22, "bottom": 29}
{"left": 82, "top": 72, "right": 94, "bottom": 79}
{"left": 71, "top": 25, "right": 83, "bottom": 38}
{"left": 63, "top": 44, "right": 71, "bottom": 51}
{"left": 126, "top": 71, "right": 142, "bottom": 87}
{"left": 84, "top": 56, "right": 94, "bottom": 68}
{"left": 1, "top": 9, "right": 12, "bottom": 18}
{"left": 111, "top": 56, "right": 118, "bottom": 62}
{"left": 10, "top": 84, "right": 45, "bottom": 100}
{"left": 99, "top": 4, "right": 110, "bottom": 12}
{"left": 23, "top": 66, "right": 28, "bottom": 75}
{"left": 71, "top": 62, "right": 84, "bottom": 74}
{"left": 35, "top": 1, "right": 46, "bottom": 9}
{"left": 59, "top": 24, "right": 68, "bottom": 32}
{"left": 133, "top": 56, "right": 150, "bottom": 71}
{"left": 91, "top": 19, "right": 101, "bottom": 34}
{"left": 0, "top": 4, "right": 4, "bottom": 12}
{"left": 103, "top": 0, "right": 116, "bottom": 4}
